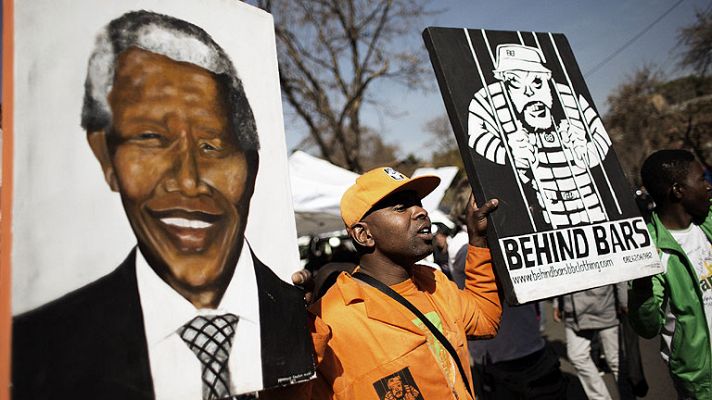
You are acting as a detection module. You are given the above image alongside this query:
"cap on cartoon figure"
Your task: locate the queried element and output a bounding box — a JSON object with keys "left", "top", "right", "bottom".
{"left": 493, "top": 44, "right": 551, "bottom": 76}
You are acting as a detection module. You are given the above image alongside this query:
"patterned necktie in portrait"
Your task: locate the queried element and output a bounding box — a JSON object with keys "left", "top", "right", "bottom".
{"left": 180, "top": 314, "right": 239, "bottom": 400}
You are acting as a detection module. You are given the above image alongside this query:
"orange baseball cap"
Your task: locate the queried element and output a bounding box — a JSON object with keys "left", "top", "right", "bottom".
{"left": 340, "top": 167, "right": 440, "bottom": 227}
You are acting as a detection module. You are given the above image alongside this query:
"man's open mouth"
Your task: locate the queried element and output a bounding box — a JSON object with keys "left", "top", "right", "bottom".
{"left": 150, "top": 209, "right": 224, "bottom": 252}
{"left": 416, "top": 224, "right": 433, "bottom": 240}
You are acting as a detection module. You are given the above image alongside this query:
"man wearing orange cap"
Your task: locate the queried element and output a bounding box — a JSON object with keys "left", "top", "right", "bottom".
{"left": 305, "top": 167, "right": 502, "bottom": 400}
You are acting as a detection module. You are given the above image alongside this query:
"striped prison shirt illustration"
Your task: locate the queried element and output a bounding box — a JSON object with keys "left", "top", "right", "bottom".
{"left": 467, "top": 81, "right": 612, "bottom": 228}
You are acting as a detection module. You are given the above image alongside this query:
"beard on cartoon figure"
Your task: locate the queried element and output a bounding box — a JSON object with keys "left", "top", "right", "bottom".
{"left": 517, "top": 100, "right": 553, "bottom": 132}
{"left": 504, "top": 70, "right": 554, "bottom": 133}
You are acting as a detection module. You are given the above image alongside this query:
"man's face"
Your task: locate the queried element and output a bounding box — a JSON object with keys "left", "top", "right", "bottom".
{"left": 362, "top": 191, "right": 433, "bottom": 263}
{"left": 503, "top": 70, "right": 553, "bottom": 131}
{"left": 100, "top": 47, "right": 253, "bottom": 293}
{"left": 387, "top": 377, "right": 403, "bottom": 397}
{"left": 680, "top": 162, "right": 712, "bottom": 223}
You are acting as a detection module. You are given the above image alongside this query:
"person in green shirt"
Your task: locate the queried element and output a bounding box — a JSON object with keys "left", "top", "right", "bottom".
{"left": 629, "top": 149, "right": 712, "bottom": 399}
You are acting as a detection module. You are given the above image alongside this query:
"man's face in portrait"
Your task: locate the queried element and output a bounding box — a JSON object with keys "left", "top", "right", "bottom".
{"left": 503, "top": 70, "right": 553, "bottom": 132}
{"left": 90, "top": 47, "right": 252, "bottom": 295}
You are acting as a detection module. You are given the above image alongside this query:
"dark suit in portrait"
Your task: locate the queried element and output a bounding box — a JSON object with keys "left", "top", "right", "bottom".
{"left": 12, "top": 249, "right": 312, "bottom": 400}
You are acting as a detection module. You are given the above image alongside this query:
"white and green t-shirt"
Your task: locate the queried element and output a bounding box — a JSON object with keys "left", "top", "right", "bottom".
{"left": 670, "top": 224, "right": 712, "bottom": 349}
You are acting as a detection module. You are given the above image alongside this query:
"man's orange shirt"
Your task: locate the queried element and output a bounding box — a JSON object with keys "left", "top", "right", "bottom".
{"left": 307, "top": 246, "right": 501, "bottom": 400}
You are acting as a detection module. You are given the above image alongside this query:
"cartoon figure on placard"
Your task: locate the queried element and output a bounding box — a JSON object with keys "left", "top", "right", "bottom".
{"left": 373, "top": 368, "right": 423, "bottom": 400}
{"left": 373, "top": 368, "right": 424, "bottom": 400}
{"left": 468, "top": 44, "right": 613, "bottom": 230}
{"left": 384, "top": 376, "right": 420, "bottom": 400}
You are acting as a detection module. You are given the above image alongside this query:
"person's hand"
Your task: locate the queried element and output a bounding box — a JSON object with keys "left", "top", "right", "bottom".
{"left": 466, "top": 193, "right": 499, "bottom": 248}
{"left": 559, "top": 120, "right": 589, "bottom": 167}
{"left": 507, "top": 128, "right": 537, "bottom": 170}
{"left": 558, "top": 119, "right": 586, "bottom": 145}
{"left": 291, "top": 269, "right": 314, "bottom": 304}
{"left": 553, "top": 307, "right": 561, "bottom": 323}
{"left": 618, "top": 305, "right": 629, "bottom": 316}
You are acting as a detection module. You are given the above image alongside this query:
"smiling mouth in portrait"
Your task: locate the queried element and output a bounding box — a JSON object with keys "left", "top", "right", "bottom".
{"left": 145, "top": 196, "right": 227, "bottom": 253}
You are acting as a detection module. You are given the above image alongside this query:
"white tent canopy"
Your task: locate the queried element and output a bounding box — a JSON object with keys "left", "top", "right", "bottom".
{"left": 288, "top": 151, "right": 457, "bottom": 235}
{"left": 289, "top": 151, "right": 358, "bottom": 236}
{"left": 413, "top": 166, "right": 458, "bottom": 229}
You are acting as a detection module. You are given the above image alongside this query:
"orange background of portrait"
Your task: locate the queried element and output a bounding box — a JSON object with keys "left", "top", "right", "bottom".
{"left": 1, "top": 0, "right": 13, "bottom": 399}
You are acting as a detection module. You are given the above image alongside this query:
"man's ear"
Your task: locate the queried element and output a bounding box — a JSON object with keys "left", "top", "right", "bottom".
{"left": 87, "top": 130, "right": 119, "bottom": 192}
{"left": 349, "top": 222, "right": 374, "bottom": 249}
{"left": 671, "top": 182, "right": 684, "bottom": 201}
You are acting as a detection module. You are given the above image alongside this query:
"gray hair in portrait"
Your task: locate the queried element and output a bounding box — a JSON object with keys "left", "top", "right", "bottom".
{"left": 81, "top": 10, "right": 260, "bottom": 152}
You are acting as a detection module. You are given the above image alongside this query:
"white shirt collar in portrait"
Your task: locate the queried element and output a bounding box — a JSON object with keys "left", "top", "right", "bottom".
{"left": 136, "top": 240, "right": 263, "bottom": 399}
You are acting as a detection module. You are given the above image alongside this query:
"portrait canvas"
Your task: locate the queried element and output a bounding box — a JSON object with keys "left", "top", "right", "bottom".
{"left": 4, "top": 0, "right": 314, "bottom": 398}
{"left": 423, "top": 28, "right": 664, "bottom": 304}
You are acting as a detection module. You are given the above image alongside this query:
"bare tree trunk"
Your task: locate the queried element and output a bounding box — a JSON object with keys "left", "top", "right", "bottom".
{"left": 249, "top": 0, "right": 432, "bottom": 172}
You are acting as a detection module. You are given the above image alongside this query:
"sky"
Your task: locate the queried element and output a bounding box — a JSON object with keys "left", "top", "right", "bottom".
{"left": 284, "top": 0, "right": 711, "bottom": 162}
{"left": 2, "top": 1, "right": 708, "bottom": 162}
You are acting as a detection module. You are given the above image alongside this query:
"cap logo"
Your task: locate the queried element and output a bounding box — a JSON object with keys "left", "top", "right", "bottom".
{"left": 383, "top": 167, "right": 406, "bottom": 181}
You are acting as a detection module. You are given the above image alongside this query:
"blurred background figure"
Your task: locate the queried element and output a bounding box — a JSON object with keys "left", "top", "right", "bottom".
{"left": 300, "top": 232, "right": 359, "bottom": 272}
{"left": 553, "top": 285, "right": 635, "bottom": 400}
{"left": 449, "top": 189, "right": 567, "bottom": 400}
{"left": 432, "top": 222, "right": 452, "bottom": 279}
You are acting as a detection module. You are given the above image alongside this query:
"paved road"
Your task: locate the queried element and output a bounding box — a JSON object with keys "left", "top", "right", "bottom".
{"left": 540, "top": 301, "right": 676, "bottom": 399}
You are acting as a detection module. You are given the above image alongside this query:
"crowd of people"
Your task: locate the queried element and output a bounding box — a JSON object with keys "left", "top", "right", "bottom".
{"left": 293, "top": 149, "right": 711, "bottom": 400}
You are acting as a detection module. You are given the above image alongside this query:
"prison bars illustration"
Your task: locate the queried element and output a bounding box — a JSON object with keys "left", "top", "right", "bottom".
{"left": 464, "top": 28, "right": 539, "bottom": 231}
{"left": 480, "top": 29, "right": 561, "bottom": 229}
{"left": 510, "top": 30, "right": 598, "bottom": 225}
{"left": 546, "top": 32, "right": 622, "bottom": 215}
